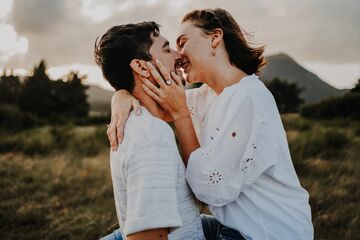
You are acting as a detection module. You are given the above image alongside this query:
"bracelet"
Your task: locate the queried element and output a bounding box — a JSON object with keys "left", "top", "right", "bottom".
{"left": 174, "top": 115, "right": 191, "bottom": 122}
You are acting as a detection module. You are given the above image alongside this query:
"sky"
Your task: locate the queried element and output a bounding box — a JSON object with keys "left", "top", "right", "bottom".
{"left": 0, "top": 0, "right": 359, "bottom": 90}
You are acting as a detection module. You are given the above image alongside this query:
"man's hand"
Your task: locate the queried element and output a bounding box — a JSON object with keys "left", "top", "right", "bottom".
{"left": 107, "top": 90, "right": 141, "bottom": 151}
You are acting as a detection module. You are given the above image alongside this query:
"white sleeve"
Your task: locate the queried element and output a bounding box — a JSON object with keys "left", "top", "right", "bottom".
{"left": 124, "top": 142, "right": 182, "bottom": 235}
{"left": 185, "top": 94, "right": 277, "bottom": 207}
{"left": 185, "top": 86, "right": 216, "bottom": 142}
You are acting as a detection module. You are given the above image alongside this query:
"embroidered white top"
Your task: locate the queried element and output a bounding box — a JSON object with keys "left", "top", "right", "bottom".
{"left": 185, "top": 74, "right": 313, "bottom": 240}
{"left": 110, "top": 108, "right": 204, "bottom": 240}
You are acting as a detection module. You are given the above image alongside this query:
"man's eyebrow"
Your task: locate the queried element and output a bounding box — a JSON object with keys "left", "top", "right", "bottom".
{"left": 176, "top": 34, "right": 185, "bottom": 46}
{"left": 162, "top": 40, "right": 169, "bottom": 49}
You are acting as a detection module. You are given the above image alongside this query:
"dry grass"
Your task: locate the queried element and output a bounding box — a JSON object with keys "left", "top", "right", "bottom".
{"left": 0, "top": 116, "right": 359, "bottom": 239}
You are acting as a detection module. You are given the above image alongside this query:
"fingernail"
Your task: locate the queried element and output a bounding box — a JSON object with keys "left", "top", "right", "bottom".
{"left": 118, "top": 138, "right": 122, "bottom": 144}
{"left": 155, "top": 59, "right": 160, "bottom": 64}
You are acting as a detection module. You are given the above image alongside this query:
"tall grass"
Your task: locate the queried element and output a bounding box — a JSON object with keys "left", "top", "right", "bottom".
{"left": 283, "top": 114, "right": 360, "bottom": 239}
{"left": 0, "top": 116, "right": 359, "bottom": 239}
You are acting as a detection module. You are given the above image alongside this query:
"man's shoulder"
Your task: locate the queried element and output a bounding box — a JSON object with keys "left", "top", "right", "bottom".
{"left": 123, "top": 108, "right": 174, "bottom": 147}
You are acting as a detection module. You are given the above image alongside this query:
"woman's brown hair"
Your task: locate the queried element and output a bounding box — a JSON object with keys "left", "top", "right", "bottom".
{"left": 182, "top": 8, "right": 266, "bottom": 75}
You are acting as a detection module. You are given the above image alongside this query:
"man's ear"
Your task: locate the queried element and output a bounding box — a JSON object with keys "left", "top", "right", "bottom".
{"left": 130, "top": 59, "right": 150, "bottom": 78}
{"left": 211, "top": 28, "right": 223, "bottom": 48}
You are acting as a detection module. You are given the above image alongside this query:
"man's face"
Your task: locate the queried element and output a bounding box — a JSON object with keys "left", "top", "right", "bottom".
{"left": 149, "top": 34, "right": 181, "bottom": 77}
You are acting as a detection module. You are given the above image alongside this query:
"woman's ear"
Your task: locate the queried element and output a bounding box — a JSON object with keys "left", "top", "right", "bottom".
{"left": 130, "top": 59, "right": 150, "bottom": 78}
{"left": 211, "top": 28, "right": 224, "bottom": 48}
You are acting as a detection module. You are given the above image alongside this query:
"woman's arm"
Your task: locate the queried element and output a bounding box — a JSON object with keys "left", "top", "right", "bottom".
{"left": 107, "top": 90, "right": 141, "bottom": 151}
{"left": 141, "top": 60, "right": 200, "bottom": 165}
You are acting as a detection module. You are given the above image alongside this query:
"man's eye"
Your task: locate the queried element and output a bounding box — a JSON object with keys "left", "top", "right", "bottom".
{"left": 164, "top": 48, "right": 171, "bottom": 53}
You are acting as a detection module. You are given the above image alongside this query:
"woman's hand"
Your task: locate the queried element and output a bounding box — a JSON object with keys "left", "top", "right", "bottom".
{"left": 142, "top": 60, "right": 190, "bottom": 121}
{"left": 107, "top": 90, "right": 141, "bottom": 151}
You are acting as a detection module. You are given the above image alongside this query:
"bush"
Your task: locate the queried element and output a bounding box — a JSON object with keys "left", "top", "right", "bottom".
{"left": 282, "top": 116, "right": 312, "bottom": 131}
{"left": 301, "top": 93, "right": 360, "bottom": 120}
{"left": 0, "top": 127, "right": 53, "bottom": 155}
{"left": 70, "top": 126, "right": 108, "bottom": 157}
{"left": 0, "top": 104, "right": 40, "bottom": 132}
{"left": 289, "top": 128, "right": 350, "bottom": 160}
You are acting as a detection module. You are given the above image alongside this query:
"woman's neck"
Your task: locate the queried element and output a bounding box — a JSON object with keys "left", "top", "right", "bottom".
{"left": 204, "top": 60, "right": 248, "bottom": 95}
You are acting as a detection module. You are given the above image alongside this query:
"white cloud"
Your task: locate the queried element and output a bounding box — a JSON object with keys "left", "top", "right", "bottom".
{"left": 81, "top": 0, "right": 113, "bottom": 22}
{"left": 1, "top": 0, "right": 359, "bottom": 90}
{"left": 0, "top": 23, "right": 28, "bottom": 62}
{"left": 0, "top": 0, "right": 13, "bottom": 19}
{"left": 48, "top": 64, "right": 112, "bottom": 90}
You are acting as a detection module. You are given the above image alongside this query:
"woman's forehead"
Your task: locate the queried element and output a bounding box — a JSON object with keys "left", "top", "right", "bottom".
{"left": 177, "top": 22, "right": 200, "bottom": 40}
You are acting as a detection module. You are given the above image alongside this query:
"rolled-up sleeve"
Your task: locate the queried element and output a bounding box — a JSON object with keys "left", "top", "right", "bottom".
{"left": 186, "top": 94, "right": 276, "bottom": 207}
{"left": 125, "top": 142, "right": 182, "bottom": 235}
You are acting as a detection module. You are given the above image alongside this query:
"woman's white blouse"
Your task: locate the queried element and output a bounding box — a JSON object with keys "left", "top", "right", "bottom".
{"left": 185, "top": 75, "right": 313, "bottom": 240}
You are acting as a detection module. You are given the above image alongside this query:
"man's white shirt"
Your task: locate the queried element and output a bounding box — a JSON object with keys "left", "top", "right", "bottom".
{"left": 110, "top": 108, "right": 204, "bottom": 240}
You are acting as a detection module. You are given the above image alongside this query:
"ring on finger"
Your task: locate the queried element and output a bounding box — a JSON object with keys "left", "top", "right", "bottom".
{"left": 165, "top": 79, "right": 172, "bottom": 85}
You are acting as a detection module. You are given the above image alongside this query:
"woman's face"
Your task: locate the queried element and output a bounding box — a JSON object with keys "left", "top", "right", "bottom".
{"left": 176, "top": 21, "right": 213, "bottom": 84}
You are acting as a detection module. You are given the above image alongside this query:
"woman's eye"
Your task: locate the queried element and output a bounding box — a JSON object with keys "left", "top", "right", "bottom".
{"left": 177, "top": 41, "right": 186, "bottom": 50}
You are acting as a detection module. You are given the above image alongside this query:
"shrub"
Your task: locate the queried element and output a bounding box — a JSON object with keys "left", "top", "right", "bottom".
{"left": 301, "top": 93, "right": 360, "bottom": 120}
{"left": 0, "top": 104, "right": 40, "bottom": 132}
{"left": 289, "top": 128, "right": 350, "bottom": 160}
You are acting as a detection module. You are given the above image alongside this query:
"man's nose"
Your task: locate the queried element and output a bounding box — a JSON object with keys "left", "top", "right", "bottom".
{"left": 172, "top": 49, "right": 182, "bottom": 59}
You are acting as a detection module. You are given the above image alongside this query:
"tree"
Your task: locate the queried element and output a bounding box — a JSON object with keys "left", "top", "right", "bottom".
{"left": 19, "top": 60, "right": 55, "bottom": 118}
{"left": 350, "top": 78, "right": 360, "bottom": 93}
{"left": 265, "top": 77, "right": 304, "bottom": 113}
{"left": 0, "top": 70, "right": 23, "bottom": 105}
{"left": 51, "top": 72, "right": 89, "bottom": 117}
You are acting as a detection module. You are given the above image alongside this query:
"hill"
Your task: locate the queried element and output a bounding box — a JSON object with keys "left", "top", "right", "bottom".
{"left": 86, "top": 85, "right": 113, "bottom": 114}
{"left": 260, "top": 53, "right": 346, "bottom": 103}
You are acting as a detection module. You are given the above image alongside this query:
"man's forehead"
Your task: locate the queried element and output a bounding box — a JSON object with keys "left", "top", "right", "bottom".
{"left": 152, "top": 34, "right": 168, "bottom": 46}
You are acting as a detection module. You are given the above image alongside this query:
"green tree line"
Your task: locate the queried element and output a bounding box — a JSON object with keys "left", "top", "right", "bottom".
{"left": 0, "top": 60, "right": 89, "bottom": 130}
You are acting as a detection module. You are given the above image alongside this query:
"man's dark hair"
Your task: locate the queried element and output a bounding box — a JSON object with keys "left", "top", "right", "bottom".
{"left": 182, "top": 8, "right": 266, "bottom": 75}
{"left": 94, "top": 21, "right": 160, "bottom": 92}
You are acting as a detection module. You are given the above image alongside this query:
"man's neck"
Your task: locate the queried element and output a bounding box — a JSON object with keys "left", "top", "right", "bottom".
{"left": 132, "top": 87, "right": 164, "bottom": 119}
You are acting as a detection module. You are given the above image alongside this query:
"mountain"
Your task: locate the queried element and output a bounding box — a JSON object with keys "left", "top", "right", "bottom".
{"left": 259, "top": 53, "right": 346, "bottom": 103}
{"left": 86, "top": 85, "right": 113, "bottom": 114}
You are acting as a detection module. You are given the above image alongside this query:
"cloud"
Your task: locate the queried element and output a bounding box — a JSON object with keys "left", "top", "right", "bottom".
{"left": 1, "top": 0, "right": 360, "bottom": 70}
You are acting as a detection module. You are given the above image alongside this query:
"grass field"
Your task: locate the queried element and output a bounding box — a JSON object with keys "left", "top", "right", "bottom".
{"left": 0, "top": 115, "right": 359, "bottom": 239}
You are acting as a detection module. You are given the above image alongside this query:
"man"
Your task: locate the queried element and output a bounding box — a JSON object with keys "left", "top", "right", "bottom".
{"left": 94, "top": 22, "right": 205, "bottom": 240}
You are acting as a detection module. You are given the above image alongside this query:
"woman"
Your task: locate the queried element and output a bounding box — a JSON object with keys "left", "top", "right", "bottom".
{"left": 108, "top": 8, "right": 313, "bottom": 240}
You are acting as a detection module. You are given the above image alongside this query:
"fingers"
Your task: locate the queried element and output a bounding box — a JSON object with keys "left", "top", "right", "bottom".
{"left": 106, "top": 122, "right": 118, "bottom": 151}
{"left": 142, "top": 77, "right": 162, "bottom": 95}
{"left": 171, "top": 71, "right": 184, "bottom": 87}
{"left": 132, "top": 98, "right": 142, "bottom": 115}
{"left": 142, "top": 84, "right": 162, "bottom": 103}
{"left": 146, "top": 62, "right": 167, "bottom": 89}
{"left": 154, "top": 59, "right": 172, "bottom": 82}
{"left": 116, "top": 115, "right": 126, "bottom": 145}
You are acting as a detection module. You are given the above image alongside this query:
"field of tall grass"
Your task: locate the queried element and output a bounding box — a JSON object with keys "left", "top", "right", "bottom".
{"left": 0, "top": 115, "right": 359, "bottom": 239}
